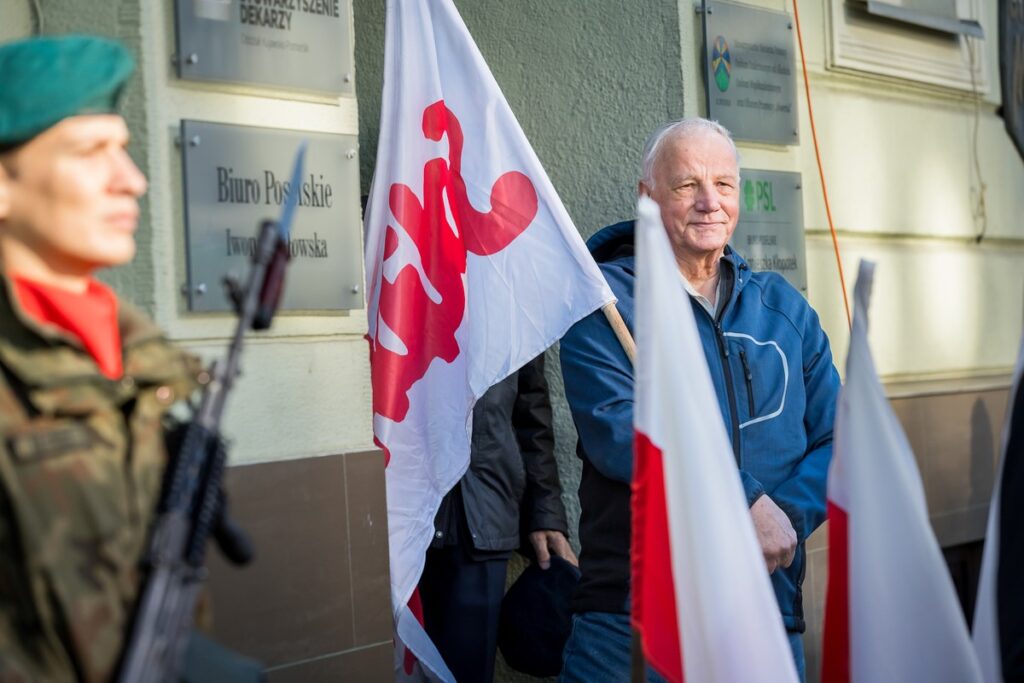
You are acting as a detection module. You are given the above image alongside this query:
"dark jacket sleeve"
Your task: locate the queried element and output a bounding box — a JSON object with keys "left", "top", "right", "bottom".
{"left": 769, "top": 305, "right": 841, "bottom": 543}
{"left": 514, "top": 354, "right": 568, "bottom": 535}
{"left": 559, "top": 303, "right": 635, "bottom": 485}
{"left": 998, "top": 374, "right": 1024, "bottom": 680}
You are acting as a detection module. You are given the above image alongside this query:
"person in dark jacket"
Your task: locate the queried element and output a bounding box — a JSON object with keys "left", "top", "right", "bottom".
{"left": 419, "top": 353, "right": 576, "bottom": 683}
{"left": 558, "top": 118, "right": 840, "bottom": 683}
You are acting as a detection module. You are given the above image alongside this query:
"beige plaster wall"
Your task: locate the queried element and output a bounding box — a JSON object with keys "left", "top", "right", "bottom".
{"left": 135, "top": 2, "right": 374, "bottom": 465}
{"left": 680, "top": 0, "right": 1024, "bottom": 381}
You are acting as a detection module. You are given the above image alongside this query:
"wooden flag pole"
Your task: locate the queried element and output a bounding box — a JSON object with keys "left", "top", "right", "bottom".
{"left": 601, "top": 302, "right": 644, "bottom": 680}
{"left": 602, "top": 302, "right": 636, "bottom": 366}
{"left": 631, "top": 627, "right": 646, "bottom": 683}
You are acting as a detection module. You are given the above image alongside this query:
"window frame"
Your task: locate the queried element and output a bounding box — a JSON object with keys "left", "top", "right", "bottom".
{"left": 828, "top": 0, "right": 988, "bottom": 93}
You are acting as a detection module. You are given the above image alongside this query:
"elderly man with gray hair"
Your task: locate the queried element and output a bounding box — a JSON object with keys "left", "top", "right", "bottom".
{"left": 558, "top": 118, "right": 840, "bottom": 682}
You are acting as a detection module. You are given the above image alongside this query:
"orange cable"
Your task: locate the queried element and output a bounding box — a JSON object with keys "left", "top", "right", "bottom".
{"left": 791, "top": 0, "right": 852, "bottom": 331}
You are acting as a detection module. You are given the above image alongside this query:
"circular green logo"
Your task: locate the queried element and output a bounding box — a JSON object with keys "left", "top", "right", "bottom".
{"left": 711, "top": 36, "right": 732, "bottom": 92}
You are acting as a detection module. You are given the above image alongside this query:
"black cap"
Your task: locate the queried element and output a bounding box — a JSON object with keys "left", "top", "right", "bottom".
{"left": 498, "top": 556, "right": 581, "bottom": 677}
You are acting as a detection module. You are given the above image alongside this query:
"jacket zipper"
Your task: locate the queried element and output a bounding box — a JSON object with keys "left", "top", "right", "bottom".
{"left": 739, "top": 348, "right": 755, "bottom": 418}
{"left": 690, "top": 261, "right": 741, "bottom": 466}
{"left": 712, "top": 319, "right": 742, "bottom": 467}
{"left": 715, "top": 264, "right": 742, "bottom": 468}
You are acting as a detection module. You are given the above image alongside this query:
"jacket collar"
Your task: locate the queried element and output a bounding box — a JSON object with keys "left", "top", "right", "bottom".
{"left": 589, "top": 218, "right": 751, "bottom": 296}
{"left": 0, "top": 273, "right": 97, "bottom": 385}
{"left": 0, "top": 273, "right": 196, "bottom": 413}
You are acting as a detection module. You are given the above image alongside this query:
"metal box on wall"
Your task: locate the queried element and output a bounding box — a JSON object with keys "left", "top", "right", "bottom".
{"left": 173, "top": 0, "right": 354, "bottom": 96}
{"left": 180, "top": 119, "right": 364, "bottom": 312}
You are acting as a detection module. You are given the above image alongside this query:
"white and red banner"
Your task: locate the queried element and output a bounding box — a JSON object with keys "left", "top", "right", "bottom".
{"left": 631, "top": 196, "right": 798, "bottom": 683}
{"left": 973, "top": 331, "right": 1024, "bottom": 683}
{"left": 364, "top": 0, "right": 614, "bottom": 678}
{"left": 822, "top": 260, "right": 983, "bottom": 683}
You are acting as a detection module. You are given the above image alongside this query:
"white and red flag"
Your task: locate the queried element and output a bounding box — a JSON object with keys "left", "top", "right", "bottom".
{"left": 364, "top": 0, "right": 614, "bottom": 678}
{"left": 631, "top": 196, "right": 798, "bottom": 683}
{"left": 821, "top": 260, "right": 983, "bottom": 683}
{"left": 973, "top": 331, "right": 1024, "bottom": 683}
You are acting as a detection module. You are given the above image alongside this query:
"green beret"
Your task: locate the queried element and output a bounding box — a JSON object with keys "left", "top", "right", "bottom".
{"left": 0, "top": 34, "right": 135, "bottom": 150}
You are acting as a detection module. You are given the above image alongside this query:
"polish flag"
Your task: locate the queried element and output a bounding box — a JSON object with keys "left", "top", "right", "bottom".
{"left": 631, "top": 196, "right": 798, "bottom": 683}
{"left": 973, "top": 332, "right": 1024, "bottom": 683}
{"left": 364, "top": 0, "right": 614, "bottom": 679}
{"left": 821, "top": 260, "right": 983, "bottom": 683}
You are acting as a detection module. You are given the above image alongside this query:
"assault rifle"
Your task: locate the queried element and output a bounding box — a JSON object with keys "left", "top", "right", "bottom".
{"left": 116, "top": 144, "right": 307, "bottom": 683}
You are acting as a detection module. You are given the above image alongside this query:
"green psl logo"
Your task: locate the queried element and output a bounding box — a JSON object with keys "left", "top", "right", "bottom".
{"left": 744, "top": 180, "right": 777, "bottom": 213}
{"left": 711, "top": 36, "right": 732, "bottom": 92}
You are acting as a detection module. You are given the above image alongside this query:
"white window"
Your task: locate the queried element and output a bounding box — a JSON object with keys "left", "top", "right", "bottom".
{"left": 828, "top": 0, "right": 987, "bottom": 92}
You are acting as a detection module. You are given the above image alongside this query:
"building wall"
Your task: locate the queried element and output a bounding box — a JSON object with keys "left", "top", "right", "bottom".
{"left": 2, "top": 0, "right": 1021, "bottom": 680}
{"left": 782, "top": 0, "right": 1024, "bottom": 376}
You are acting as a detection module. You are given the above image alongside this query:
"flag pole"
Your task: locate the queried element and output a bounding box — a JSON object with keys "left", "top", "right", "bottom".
{"left": 602, "top": 303, "right": 636, "bottom": 365}
{"left": 601, "top": 301, "right": 644, "bottom": 678}
{"left": 631, "top": 628, "right": 646, "bottom": 683}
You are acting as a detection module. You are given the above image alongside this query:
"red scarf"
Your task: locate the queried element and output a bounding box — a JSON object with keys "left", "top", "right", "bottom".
{"left": 13, "top": 276, "right": 123, "bottom": 379}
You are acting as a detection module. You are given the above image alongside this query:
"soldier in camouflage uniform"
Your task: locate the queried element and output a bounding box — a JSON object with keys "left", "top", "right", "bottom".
{"left": 0, "top": 35, "right": 203, "bottom": 682}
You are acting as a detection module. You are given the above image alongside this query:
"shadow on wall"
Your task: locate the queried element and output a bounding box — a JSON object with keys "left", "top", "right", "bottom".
{"left": 939, "top": 397, "right": 997, "bottom": 626}
{"left": 969, "top": 396, "right": 996, "bottom": 507}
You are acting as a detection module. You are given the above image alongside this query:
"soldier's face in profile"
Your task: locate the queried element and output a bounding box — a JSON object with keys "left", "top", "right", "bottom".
{"left": 0, "top": 114, "right": 148, "bottom": 276}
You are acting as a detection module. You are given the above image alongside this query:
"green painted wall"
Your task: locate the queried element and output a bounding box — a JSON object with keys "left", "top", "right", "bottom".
{"left": 353, "top": 0, "right": 685, "bottom": 547}
{"left": 355, "top": 0, "right": 685, "bottom": 238}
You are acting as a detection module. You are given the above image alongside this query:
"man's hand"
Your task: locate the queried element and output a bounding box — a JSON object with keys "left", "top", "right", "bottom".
{"left": 528, "top": 530, "right": 579, "bottom": 570}
{"left": 750, "top": 495, "right": 797, "bottom": 574}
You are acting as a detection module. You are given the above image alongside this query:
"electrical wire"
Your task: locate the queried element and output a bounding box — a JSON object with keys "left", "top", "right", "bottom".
{"left": 30, "top": 0, "right": 44, "bottom": 34}
{"left": 966, "top": 37, "right": 988, "bottom": 243}
{"left": 791, "top": 0, "right": 852, "bottom": 331}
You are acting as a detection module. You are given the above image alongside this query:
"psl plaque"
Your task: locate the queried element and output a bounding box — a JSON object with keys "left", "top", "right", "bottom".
{"left": 174, "top": 0, "right": 353, "bottom": 95}
{"left": 731, "top": 169, "right": 807, "bottom": 294}
{"left": 180, "top": 120, "right": 363, "bottom": 312}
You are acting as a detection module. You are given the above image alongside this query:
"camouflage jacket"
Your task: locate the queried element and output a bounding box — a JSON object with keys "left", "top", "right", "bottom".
{"left": 0, "top": 276, "right": 202, "bottom": 683}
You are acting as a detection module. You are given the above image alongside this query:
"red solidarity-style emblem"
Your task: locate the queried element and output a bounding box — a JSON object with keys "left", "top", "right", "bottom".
{"left": 370, "top": 100, "right": 539, "bottom": 461}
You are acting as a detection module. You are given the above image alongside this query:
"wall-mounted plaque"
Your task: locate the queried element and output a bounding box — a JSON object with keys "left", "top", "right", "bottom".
{"left": 174, "top": 0, "right": 353, "bottom": 95}
{"left": 180, "top": 120, "right": 363, "bottom": 312}
{"left": 703, "top": 0, "right": 798, "bottom": 145}
{"left": 731, "top": 169, "right": 807, "bottom": 294}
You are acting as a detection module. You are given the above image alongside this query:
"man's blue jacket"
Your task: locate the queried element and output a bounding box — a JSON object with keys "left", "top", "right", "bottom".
{"left": 560, "top": 220, "right": 840, "bottom": 631}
